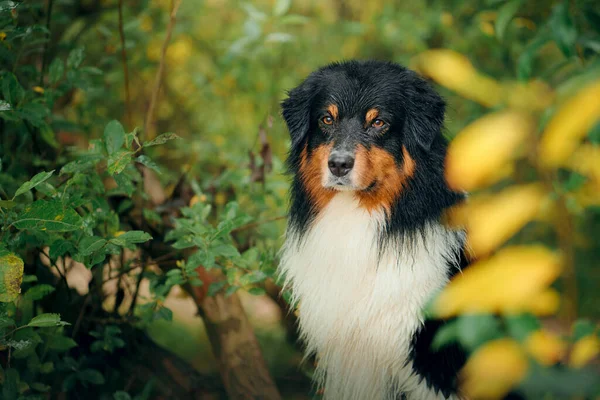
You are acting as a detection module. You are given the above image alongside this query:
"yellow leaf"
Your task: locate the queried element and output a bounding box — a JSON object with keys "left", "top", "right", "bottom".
{"left": 445, "top": 111, "right": 534, "bottom": 191}
{"left": 524, "top": 330, "right": 567, "bottom": 366}
{"left": 525, "top": 288, "right": 561, "bottom": 316}
{"left": 114, "top": 231, "right": 126, "bottom": 237}
{"left": 189, "top": 195, "right": 200, "bottom": 207}
{"left": 412, "top": 49, "right": 503, "bottom": 107}
{"left": 569, "top": 334, "right": 600, "bottom": 368}
{"left": 453, "top": 184, "right": 547, "bottom": 256}
{"left": 433, "top": 246, "right": 561, "bottom": 318}
{"left": 539, "top": 80, "right": 600, "bottom": 168}
{"left": 460, "top": 338, "right": 528, "bottom": 400}
{"left": 504, "top": 80, "right": 554, "bottom": 111}
{"left": 32, "top": 86, "right": 45, "bottom": 94}
{"left": 0, "top": 32, "right": 6, "bottom": 41}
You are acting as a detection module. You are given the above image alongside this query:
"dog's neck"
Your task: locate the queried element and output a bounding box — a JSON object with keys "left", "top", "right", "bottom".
{"left": 279, "top": 192, "right": 462, "bottom": 400}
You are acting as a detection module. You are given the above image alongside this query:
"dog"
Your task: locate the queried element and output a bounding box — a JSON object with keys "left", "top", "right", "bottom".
{"left": 278, "top": 60, "right": 470, "bottom": 400}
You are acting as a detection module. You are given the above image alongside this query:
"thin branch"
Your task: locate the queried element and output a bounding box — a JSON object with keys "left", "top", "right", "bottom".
{"left": 128, "top": 255, "right": 146, "bottom": 315}
{"left": 231, "top": 215, "right": 287, "bottom": 234}
{"left": 117, "top": 0, "right": 132, "bottom": 128}
{"left": 144, "top": 0, "right": 182, "bottom": 139}
{"left": 39, "top": 0, "right": 54, "bottom": 86}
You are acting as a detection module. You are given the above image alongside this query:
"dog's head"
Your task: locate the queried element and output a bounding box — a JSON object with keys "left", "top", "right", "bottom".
{"left": 282, "top": 60, "right": 462, "bottom": 232}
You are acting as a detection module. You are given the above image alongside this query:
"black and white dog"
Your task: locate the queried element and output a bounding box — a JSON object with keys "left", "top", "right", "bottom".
{"left": 278, "top": 60, "right": 469, "bottom": 400}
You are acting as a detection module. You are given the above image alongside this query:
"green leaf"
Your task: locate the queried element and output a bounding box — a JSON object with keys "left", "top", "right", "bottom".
{"left": 248, "top": 287, "right": 266, "bottom": 296}
{"left": 144, "top": 132, "right": 180, "bottom": 147}
{"left": 0, "top": 252, "right": 24, "bottom": 302}
{"left": 432, "top": 320, "right": 458, "bottom": 350}
{"left": 136, "top": 155, "right": 161, "bottom": 174}
{"left": 107, "top": 150, "right": 133, "bottom": 175}
{"left": 113, "top": 391, "right": 132, "bottom": 400}
{"left": 110, "top": 231, "right": 152, "bottom": 247}
{"left": 280, "top": 14, "right": 310, "bottom": 25}
{"left": 572, "top": 319, "right": 596, "bottom": 341}
{"left": 13, "top": 199, "right": 83, "bottom": 232}
{"left": 30, "top": 382, "right": 51, "bottom": 392}
{"left": 495, "top": 0, "right": 522, "bottom": 41}
{"left": 208, "top": 281, "right": 227, "bottom": 296}
{"left": 47, "top": 335, "right": 77, "bottom": 352}
{"left": 504, "top": 314, "right": 540, "bottom": 341}
{"left": 39, "top": 361, "right": 54, "bottom": 374}
{"left": 0, "top": 200, "right": 16, "bottom": 209}
{"left": 239, "top": 270, "right": 267, "bottom": 285}
{"left": 23, "top": 284, "right": 55, "bottom": 301}
{"left": 78, "top": 236, "right": 107, "bottom": 256}
{"left": 549, "top": 2, "right": 578, "bottom": 58}
{"left": 2, "top": 72, "right": 24, "bottom": 105}
{"left": 48, "top": 58, "right": 65, "bottom": 84}
{"left": 49, "top": 239, "right": 75, "bottom": 259}
{"left": 456, "top": 314, "right": 501, "bottom": 351}
{"left": 211, "top": 243, "right": 240, "bottom": 259}
{"left": 225, "top": 285, "right": 239, "bottom": 297}
{"left": 13, "top": 170, "right": 55, "bottom": 199}
{"left": 104, "top": 120, "right": 126, "bottom": 155}
{"left": 517, "top": 32, "right": 551, "bottom": 81}
{"left": 78, "top": 368, "right": 105, "bottom": 385}
{"left": 562, "top": 171, "right": 588, "bottom": 192}
{"left": 67, "top": 47, "right": 85, "bottom": 69}
{"left": 273, "top": 0, "right": 291, "bottom": 16}
{"left": 27, "top": 313, "right": 68, "bottom": 327}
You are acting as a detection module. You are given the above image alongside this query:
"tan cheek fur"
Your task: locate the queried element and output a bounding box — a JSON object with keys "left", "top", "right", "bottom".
{"left": 300, "top": 144, "right": 336, "bottom": 211}
{"left": 354, "top": 145, "right": 415, "bottom": 214}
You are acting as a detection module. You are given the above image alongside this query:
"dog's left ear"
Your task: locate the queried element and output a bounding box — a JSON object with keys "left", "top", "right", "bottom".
{"left": 281, "top": 79, "right": 316, "bottom": 149}
{"left": 403, "top": 77, "right": 446, "bottom": 151}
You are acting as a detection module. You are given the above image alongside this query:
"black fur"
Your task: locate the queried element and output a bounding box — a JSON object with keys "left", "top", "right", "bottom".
{"left": 281, "top": 60, "right": 469, "bottom": 398}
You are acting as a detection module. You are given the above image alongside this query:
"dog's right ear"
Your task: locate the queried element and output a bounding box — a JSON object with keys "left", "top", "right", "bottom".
{"left": 281, "top": 80, "right": 315, "bottom": 148}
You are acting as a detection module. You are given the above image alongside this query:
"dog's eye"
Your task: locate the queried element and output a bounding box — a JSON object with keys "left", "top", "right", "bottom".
{"left": 322, "top": 116, "right": 334, "bottom": 125}
{"left": 372, "top": 119, "right": 385, "bottom": 128}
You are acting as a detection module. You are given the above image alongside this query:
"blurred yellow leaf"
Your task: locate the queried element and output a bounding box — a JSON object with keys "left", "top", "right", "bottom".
{"left": 539, "top": 80, "right": 600, "bottom": 168}
{"left": 525, "top": 288, "right": 561, "bottom": 316}
{"left": 524, "top": 330, "right": 567, "bottom": 366}
{"left": 569, "top": 334, "right": 600, "bottom": 368}
{"left": 445, "top": 111, "right": 534, "bottom": 191}
{"left": 412, "top": 49, "right": 503, "bottom": 107}
{"left": 450, "top": 184, "right": 546, "bottom": 256}
{"left": 460, "top": 338, "right": 528, "bottom": 400}
{"left": 504, "top": 80, "right": 555, "bottom": 111}
{"left": 433, "top": 245, "right": 561, "bottom": 318}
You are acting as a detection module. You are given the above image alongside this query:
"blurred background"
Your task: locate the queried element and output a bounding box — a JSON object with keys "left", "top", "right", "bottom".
{"left": 0, "top": 0, "right": 599, "bottom": 398}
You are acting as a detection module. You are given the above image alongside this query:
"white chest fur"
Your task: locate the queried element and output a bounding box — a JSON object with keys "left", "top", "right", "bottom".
{"left": 279, "top": 193, "right": 462, "bottom": 400}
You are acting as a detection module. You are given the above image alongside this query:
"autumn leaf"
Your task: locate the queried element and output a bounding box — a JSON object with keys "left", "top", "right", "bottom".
{"left": 524, "top": 330, "right": 567, "bottom": 366}
{"left": 460, "top": 338, "right": 529, "bottom": 400}
{"left": 445, "top": 111, "right": 534, "bottom": 191}
{"left": 538, "top": 80, "right": 600, "bottom": 168}
{"left": 0, "top": 252, "right": 24, "bottom": 302}
{"left": 412, "top": 49, "right": 503, "bottom": 107}
{"left": 569, "top": 334, "right": 600, "bottom": 368}
{"left": 448, "top": 184, "right": 547, "bottom": 257}
{"left": 432, "top": 246, "right": 561, "bottom": 318}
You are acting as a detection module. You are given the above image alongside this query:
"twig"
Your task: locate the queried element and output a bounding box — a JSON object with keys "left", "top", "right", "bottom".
{"left": 39, "top": 0, "right": 54, "bottom": 86}
{"left": 72, "top": 292, "right": 91, "bottom": 338}
{"left": 231, "top": 215, "right": 287, "bottom": 234}
{"left": 117, "top": 0, "right": 132, "bottom": 128}
{"left": 143, "top": 0, "right": 182, "bottom": 139}
{"left": 128, "top": 255, "right": 146, "bottom": 315}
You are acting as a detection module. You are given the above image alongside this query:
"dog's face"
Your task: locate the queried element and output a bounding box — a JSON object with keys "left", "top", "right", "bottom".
{"left": 283, "top": 60, "right": 448, "bottom": 215}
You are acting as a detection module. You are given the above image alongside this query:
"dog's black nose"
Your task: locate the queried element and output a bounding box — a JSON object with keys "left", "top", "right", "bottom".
{"left": 328, "top": 154, "right": 355, "bottom": 177}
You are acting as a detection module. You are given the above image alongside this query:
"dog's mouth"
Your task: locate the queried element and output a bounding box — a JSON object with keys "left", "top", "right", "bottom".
{"left": 323, "top": 176, "right": 376, "bottom": 192}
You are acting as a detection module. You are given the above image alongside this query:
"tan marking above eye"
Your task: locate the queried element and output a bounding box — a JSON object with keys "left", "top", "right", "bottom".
{"left": 365, "top": 108, "right": 379, "bottom": 125}
{"left": 326, "top": 104, "right": 339, "bottom": 120}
